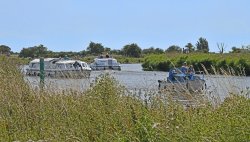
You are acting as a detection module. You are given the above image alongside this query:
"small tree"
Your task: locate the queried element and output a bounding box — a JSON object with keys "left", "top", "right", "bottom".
{"left": 231, "top": 47, "right": 241, "bottom": 53}
{"left": 185, "top": 43, "right": 194, "bottom": 53}
{"left": 165, "top": 45, "right": 182, "bottom": 53}
{"left": 142, "top": 47, "right": 164, "bottom": 54}
{"left": 110, "top": 49, "right": 122, "bottom": 55}
{"left": 86, "top": 41, "right": 104, "bottom": 55}
{"left": 154, "top": 48, "right": 164, "bottom": 54}
{"left": 196, "top": 37, "right": 209, "bottom": 53}
{"left": 0, "top": 45, "right": 11, "bottom": 54}
{"left": 19, "top": 44, "right": 48, "bottom": 58}
{"left": 142, "top": 47, "right": 155, "bottom": 54}
{"left": 122, "top": 43, "right": 142, "bottom": 57}
{"left": 217, "top": 43, "right": 226, "bottom": 54}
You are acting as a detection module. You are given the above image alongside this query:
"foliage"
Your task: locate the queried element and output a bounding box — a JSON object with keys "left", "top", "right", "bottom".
{"left": 122, "top": 43, "right": 142, "bottom": 58}
{"left": 86, "top": 41, "right": 104, "bottom": 55}
{"left": 231, "top": 46, "right": 250, "bottom": 53}
{"left": 196, "top": 37, "right": 209, "bottom": 53}
{"left": 142, "top": 53, "right": 250, "bottom": 75}
{"left": 142, "top": 47, "right": 164, "bottom": 54}
{"left": 19, "top": 44, "right": 48, "bottom": 58}
{"left": 0, "top": 45, "right": 11, "bottom": 54}
{"left": 0, "top": 57, "right": 249, "bottom": 141}
{"left": 142, "top": 54, "right": 172, "bottom": 71}
{"left": 165, "top": 45, "right": 182, "bottom": 53}
{"left": 185, "top": 43, "right": 195, "bottom": 52}
{"left": 110, "top": 49, "right": 122, "bottom": 55}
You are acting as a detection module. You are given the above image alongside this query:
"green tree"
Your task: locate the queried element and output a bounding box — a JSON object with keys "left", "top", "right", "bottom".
{"left": 196, "top": 37, "right": 209, "bottom": 53}
{"left": 19, "top": 44, "right": 48, "bottom": 58}
{"left": 122, "top": 43, "right": 142, "bottom": 57}
{"left": 104, "top": 47, "right": 111, "bottom": 53}
{"left": 231, "top": 46, "right": 240, "bottom": 53}
{"left": 110, "top": 49, "right": 122, "bottom": 55}
{"left": 19, "top": 47, "right": 34, "bottom": 58}
{"left": 86, "top": 42, "right": 104, "bottom": 55}
{"left": 165, "top": 45, "right": 182, "bottom": 53}
{"left": 231, "top": 46, "right": 250, "bottom": 53}
{"left": 185, "top": 43, "right": 194, "bottom": 52}
{"left": 0, "top": 45, "right": 11, "bottom": 54}
{"left": 34, "top": 44, "right": 48, "bottom": 57}
{"left": 142, "top": 47, "right": 155, "bottom": 54}
{"left": 154, "top": 48, "right": 164, "bottom": 54}
{"left": 143, "top": 47, "right": 164, "bottom": 54}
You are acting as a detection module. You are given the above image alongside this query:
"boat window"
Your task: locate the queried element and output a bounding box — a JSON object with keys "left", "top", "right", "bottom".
{"left": 57, "top": 64, "right": 65, "bottom": 69}
{"left": 82, "top": 63, "right": 87, "bottom": 67}
{"left": 66, "top": 63, "right": 73, "bottom": 69}
{"left": 31, "top": 63, "right": 39, "bottom": 68}
{"left": 96, "top": 60, "right": 107, "bottom": 65}
{"left": 112, "top": 60, "right": 117, "bottom": 64}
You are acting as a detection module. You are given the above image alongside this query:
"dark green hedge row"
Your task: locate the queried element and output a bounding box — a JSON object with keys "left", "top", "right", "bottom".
{"left": 142, "top": 53, "right": 250, "bottom": 76}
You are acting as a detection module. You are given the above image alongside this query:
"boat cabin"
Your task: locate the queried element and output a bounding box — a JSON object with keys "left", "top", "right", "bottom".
{"left": 55, "top": 60, "right": 90, "bottom": 71}
{"left": 90, "top": 56, "right": 121, "bottom": 70}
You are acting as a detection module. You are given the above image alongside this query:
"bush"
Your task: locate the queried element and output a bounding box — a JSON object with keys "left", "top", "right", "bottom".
{"left": 142, "top": 53, "right": 250, "bottom": 76}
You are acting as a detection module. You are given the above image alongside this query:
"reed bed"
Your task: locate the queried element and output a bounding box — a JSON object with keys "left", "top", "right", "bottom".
{"left": 0, "top": 56, "right": 249, "bottom": 142}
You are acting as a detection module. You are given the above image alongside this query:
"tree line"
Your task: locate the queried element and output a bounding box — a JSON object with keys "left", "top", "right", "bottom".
{"left": 1, "top": 37, "right": 250, "bottom": 58}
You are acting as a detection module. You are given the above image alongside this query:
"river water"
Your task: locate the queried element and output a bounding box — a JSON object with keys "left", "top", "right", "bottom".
{"left": 24, "top": 64, "right": 250, "bottom": 100}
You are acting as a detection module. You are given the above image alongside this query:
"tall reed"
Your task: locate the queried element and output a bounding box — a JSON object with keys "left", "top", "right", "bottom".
{"left": 0, "top": 56, "right": 249, "bottom": 141}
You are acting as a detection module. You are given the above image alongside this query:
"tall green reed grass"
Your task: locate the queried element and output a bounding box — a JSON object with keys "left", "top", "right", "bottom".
{"left": 0, "top": 56, "right": 249, "bottom": 141}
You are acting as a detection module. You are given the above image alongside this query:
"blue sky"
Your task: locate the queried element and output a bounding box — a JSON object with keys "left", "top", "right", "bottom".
{"left": 0, "top": 0, "right": 249, "bottom": 52}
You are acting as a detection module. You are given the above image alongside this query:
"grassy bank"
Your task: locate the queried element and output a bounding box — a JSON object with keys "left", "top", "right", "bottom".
{"left": 142, "top": 53, "right": 250, "bottom": 76}
{"left": 0, "top": 56, "right": 250, "bottom": 141}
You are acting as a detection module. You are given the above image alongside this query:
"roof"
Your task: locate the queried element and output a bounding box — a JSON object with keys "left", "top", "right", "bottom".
{"left": 56, "top": 60, "right": 87, "bottom": 64}
{"left": 94, "top": 58, "right": 117, "bottom": 61}
{"left": 30, "top": 58, "right": 59, "bottom": 63}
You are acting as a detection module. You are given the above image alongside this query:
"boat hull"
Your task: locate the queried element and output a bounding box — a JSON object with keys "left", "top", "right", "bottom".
{"left": 90, "top": 65, "right": 121, "bottom": 71}
{"left": 158, "top": 79, "right": 206, "bottom": 92}
{"left": 26, "top": 69, "right": 91, "bottom": 78}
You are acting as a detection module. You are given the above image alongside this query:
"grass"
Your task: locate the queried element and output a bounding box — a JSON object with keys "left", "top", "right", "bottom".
{"left": 0, "top": 55, "right": 250, "bottom": 141}
{"left": 142, "top": 53, "right": 250, "bottom": 76}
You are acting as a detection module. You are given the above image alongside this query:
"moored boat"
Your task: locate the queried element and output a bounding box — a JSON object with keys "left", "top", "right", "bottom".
{"left": 90, "top": 55, "right": 121, "bottom": 70}
{"left": 26, "top": 58, "right": 91, "bottom": 78}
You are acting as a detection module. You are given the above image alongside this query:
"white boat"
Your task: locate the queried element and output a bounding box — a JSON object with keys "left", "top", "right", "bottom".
{"left": 26, "top": 58, "right": 91, "bottom": 78}
{"left": 158, "top": 68, "right": 206, "bottom": 92}
{"left": 90, "top": 56, "right": 121, "bottom": 71}
{"left": 26, "top": 58, "right": 60, "bottom": 76}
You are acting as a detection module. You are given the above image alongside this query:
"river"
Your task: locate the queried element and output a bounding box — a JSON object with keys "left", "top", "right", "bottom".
{"left": 24, "top": 64, "right": 250, "bottom": 100}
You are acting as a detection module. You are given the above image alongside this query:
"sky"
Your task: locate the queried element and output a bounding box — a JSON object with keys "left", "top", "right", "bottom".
{"left": 0, "top": 0, "right": 250, "bottom": 53}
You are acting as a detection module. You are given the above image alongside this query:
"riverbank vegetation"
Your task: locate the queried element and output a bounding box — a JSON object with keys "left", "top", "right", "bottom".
{"left": 2, "top": 38, "right": 250, "bottom": 68}
{"left": 142, "top": 53, "right": 250, "bottom": 76}
{"left": 0, "top": 55, "right": 250, "bottom": 141}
